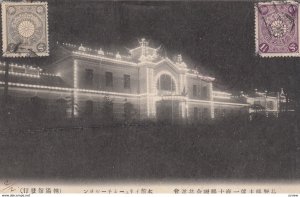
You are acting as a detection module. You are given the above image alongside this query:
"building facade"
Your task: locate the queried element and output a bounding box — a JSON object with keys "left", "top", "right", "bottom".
{"left": 242, "top": 89, "right": 285, "bottom": 118}
{"left": 0, "top": 39, "right": 281, "bottom": 123}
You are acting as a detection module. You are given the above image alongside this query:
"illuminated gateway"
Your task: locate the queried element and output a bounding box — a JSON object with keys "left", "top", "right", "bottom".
{"left": 0, "top": 39, "right": 282, "bottom": 122}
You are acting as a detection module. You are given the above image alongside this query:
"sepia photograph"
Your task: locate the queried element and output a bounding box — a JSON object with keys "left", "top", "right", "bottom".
{"left": 0, "top": 0, "right": 299, "bottom": 194}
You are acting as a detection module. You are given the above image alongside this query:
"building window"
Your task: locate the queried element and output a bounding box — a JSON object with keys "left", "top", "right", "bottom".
{"left": 267, "top": 101, "right": 274, "bottom": 110}
{"left": 157, "top": 74, "right": 175, "bottom": 91}
{"left": 203, "top": 108, "right": 209, "bottom": 119}
{"left": 102, "top": 97, "right": 114, "bottom": 121}
{"left": 193, "top": 85, "right": 197, "bottom": 97}
{"left": 254, "top": 101, "right": 261, "bottom": 105}
{"left": 85, "top": 69, "right": 94, "bottom": 86}
{"left": 194, "top": 107, "right": 199, "bottom": 121}
{"left": 201, "top": 86, "right": 208, "bottom": 99}
{"left": 105, "top": 72, "right": 113, "bottom": 87}
{"left": 124, "top": 102, "right": 134, "bottom": 121}
{"left": 85, "top": 100, "right": 93, "bottom": 115}
{"left": 124, "top": 74, "right": 130, "bottom": 89}
{"left": 222, "top": 109, "right": 226, "bottom": 117}
{"left": 29, "top": 96, "right": 47, "bottom": 120}
{"left": 56, "top": 98, "right": 68, "bottom": 118}
{"left": 214, "top": 108, "right": 220, "bottom": 118}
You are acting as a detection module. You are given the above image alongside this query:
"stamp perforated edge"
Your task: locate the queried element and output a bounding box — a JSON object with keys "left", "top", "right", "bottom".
{"left": 255, "top": 0, "right": 300, "bottom": 57}
{"left": 1, "top": 1, "right": 49, "bottom": 58}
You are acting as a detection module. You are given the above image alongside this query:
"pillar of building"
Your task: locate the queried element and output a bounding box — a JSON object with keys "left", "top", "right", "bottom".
{"left": 73, "top": 59, "right": 79, "bottom": 117}
{"left": 209, "top": 82, "right": 214, "bottom": 119}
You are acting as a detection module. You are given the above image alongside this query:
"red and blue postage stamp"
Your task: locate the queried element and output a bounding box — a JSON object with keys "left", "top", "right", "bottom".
{"left": 256, "top": 1, "right": 300, "bottom": 57}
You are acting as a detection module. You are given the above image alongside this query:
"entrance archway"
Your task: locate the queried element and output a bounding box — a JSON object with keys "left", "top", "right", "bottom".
{"left": 155, "top": 71, "right": 178, "bottom": 95}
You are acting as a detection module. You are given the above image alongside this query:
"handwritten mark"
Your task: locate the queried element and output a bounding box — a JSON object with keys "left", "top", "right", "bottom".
{"left": 2, "top": 180, "right": 17, "bottom": 192}
{"left": 5, "top": 42, "right": 39, "bottom": 57}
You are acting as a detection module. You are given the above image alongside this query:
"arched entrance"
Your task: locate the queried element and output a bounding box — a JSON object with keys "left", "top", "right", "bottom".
{"left": 155, "top": 72, "right": 177, "bottom": 95}
{"left": 155, "top": 72, "right": 181, "bottom": 123}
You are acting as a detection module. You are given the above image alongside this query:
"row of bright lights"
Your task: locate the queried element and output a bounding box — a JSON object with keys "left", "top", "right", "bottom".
{"left": 40, "top": 72, "right": 60, "bottom": 77}
{"left": 73, "top": 60, "right": 79, "bottom": 116}
{"left": 213, "top": 91, "right": 231, "bottom": 96}
{"left": 0, "top": 81, "right": 140, "bottom": 97}
{"left": 73, "top": 51, "right": 137, "bottom": 67}
{"left": 186, "top": 72, "right": 215, "bottom": 82}
{"left": 213, "top": 96, "right": 231, "bottom": 99}
{"left": 74, "top": 51, "right": 215, "bottom": 82}
{"left": 0, "top": 70, "right": 60, "bottom": 78}
{"left": 0, "top": 57, "right": 275, "bottom": 100}
{"left": 0, "top": 62, "right": 42, "bottom": 71}
{"left": 0, "top": 62, "right": 59, "bottom": 77}
{"left": 0, "top": 71, "right": 40, "bottom": 78}
{"left": 213, "top": 91, "right": 233, "bottom": 100}
{"left": 0, "top": 81, "right": 249, "bottom": 106}
{"left": 63, "top": 42, "right": 133, "bottom": 59}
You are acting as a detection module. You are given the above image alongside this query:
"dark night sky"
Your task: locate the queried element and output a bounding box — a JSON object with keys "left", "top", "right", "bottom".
{"left": 4, "top": 1, "right": 300, "bottom": 97}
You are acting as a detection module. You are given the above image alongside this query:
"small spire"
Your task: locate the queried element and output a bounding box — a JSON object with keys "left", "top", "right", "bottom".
{"left": 139, "top": 38, "right": 149, "bottom": 57}
{"left": 78, "top": 44, "right": 86, "bottom": 51}
{"left": 177, "top": 54, "right": 183, "bottom": 63}
{"left": 116, "top": 52, "right": 121, "bottom": 59}
{"left": 97, "top": 48, "right": 104, "bottom": 55}
{"left": 280, "top": 88, "right": 285, "bottom": 97}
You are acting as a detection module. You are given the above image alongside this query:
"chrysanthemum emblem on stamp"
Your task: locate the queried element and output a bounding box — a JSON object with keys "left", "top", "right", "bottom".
{"left": 1, "top": 2, "right": 49, "bottom": 57}
{"left": 256, "top": 1, "right": 300, "bottom": 57}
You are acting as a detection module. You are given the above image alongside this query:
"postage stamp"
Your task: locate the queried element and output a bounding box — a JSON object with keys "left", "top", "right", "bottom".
{"left": 1, "top": 2, "right": 49, "bottom": 57}
{"left": 255, "top": 1, "right": 300, "bottom": 57}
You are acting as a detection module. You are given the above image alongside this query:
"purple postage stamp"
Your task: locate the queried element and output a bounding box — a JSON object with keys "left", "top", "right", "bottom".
{"left": 256, "top": 1, "right": 300, "bottom": 57}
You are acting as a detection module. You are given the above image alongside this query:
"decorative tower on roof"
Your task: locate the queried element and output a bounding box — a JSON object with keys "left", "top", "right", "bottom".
{"left": 280, "top": 88, "right": 285, "bottom": 97}
{"left": 97, "top": 48, "right": 104, "bottom": 55}
{"left": 78, "top": 44, "right": 86, "bottom": 52}
{"left": 116, "top": 52, "right": 121, "bottom": 59}
{"left": 175, "top": 54, "right": 187, "bottom": 68}
{"left": 177, "top": 54, "right": 183, "bottom": 63}
{"left": 139, "top": 38, "right": 149, "bottom": 57}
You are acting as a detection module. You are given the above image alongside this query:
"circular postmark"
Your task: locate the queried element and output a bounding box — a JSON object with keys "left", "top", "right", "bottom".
{"left": 261, "top": 13, "right": 295, "bottom": 46}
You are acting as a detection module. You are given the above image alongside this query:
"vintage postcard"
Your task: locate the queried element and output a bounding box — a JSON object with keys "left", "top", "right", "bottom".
{"left": 0, "top": 0, "right": 299, "bottom": 195}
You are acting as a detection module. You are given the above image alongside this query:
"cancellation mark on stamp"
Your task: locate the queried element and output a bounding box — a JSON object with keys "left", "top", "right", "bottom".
{"left": 256, "top": 1, "right": 300, "bottom": 57}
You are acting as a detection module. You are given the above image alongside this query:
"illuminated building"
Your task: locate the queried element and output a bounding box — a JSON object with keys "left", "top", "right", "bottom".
{"left": 242, "top": 89, "right": 286, "bottom": 118}
{"left": 0, "top": 39, "right": 280, "bottom": 123}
